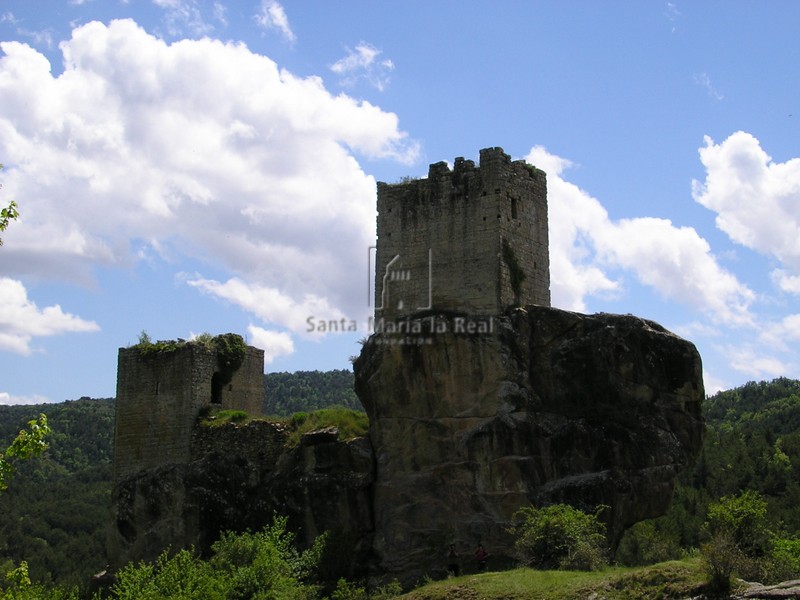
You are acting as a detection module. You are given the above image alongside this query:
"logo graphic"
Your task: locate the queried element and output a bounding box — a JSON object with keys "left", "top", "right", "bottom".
{"left": 368, "top": 247, "right": 433, "bottom": 312}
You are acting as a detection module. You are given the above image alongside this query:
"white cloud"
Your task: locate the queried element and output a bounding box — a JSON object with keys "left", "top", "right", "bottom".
{"left": 0, "top": 19, "right": 417, "bottom": 341}
{"left": 526, "top": 145, "right": 754, "bottom": 325}
{"left": 703, "top": 371, "right": 727, "bottom": 396}
{"left": 212, "top": 2, "right": 227, "bottom": 28}
{"left": 665, "top": 2, "right": 681, "bottom": 32}
{"left": 601, "top": 218, "right": 754, "bottom": 326}
{"left": 693, "top": 132, "right": 800, "bottom": 274}
{"left": 152, "top": 0, "right": 213, "bottom": 37}
{"left": 331, "top": 42, "right": 395, "bottom": 92}
{"left": 0, "top": 278, "right": 99, "bottom": 355}
{"left": 246, "top": 325, "right": 294, "bottom": 364}
{"left": 254, "top": 0, "right": 295, "bottom": 43}
{"left": 725, "top": 344, "right": 790, "bottom": 381}
{"left": 759, "top": 313, "right": 800, "bottom": 351}
{"left": 0, "top": 392, "right": 52, "bottom": 406}
{"left": 186, "top": 276, "right": 349, "bottom": 340}
{"left": 772, "top": 270, "right": 800, "bottom": 295}
{"left": 526, "top": 146, "right": 619, "bottom": 312}
{"left": 694, "top": 72, "right": 723, "bottom": 100}
{"left": 782, "top": 314, "right": 800, "bottom": 341}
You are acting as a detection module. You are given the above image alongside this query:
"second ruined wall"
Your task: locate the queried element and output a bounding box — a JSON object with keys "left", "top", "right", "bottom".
{"left": 113, "top": 342, "right": 264, "bottom": 482}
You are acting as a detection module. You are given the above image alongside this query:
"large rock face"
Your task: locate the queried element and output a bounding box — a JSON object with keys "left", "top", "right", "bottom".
{"left": 354, "top": 306, "right": 704, "bottom": 580}
{"left": 108, "top": 421, "right": 375, "bottom": 571}
{"left": 108, "top": 305, "right": 704, "bottom": 584}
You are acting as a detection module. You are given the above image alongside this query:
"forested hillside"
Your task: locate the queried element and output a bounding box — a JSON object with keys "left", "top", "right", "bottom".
{"left": 0, "top": 398, "right": 114, "bottom": 586}
{"left": 618, "top": 377, "right": 800, "bottom": 564}
{"left": 0, "top": 371, "right": 360, "bottom": 587}
{"left": 263, "top": 369, "right": 362, "bottom": 415}
{"left": 3, "top": 377, "right": 800, "bottom": 589}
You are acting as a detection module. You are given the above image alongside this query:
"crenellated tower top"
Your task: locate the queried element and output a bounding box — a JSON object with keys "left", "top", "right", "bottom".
{"left": 374, "top": 147, "right": 549, "bottom": 320}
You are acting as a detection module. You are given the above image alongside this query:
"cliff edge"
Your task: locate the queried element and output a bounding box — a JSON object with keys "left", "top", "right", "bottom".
{"left": 354, "top": 306, "right": 705, "bottom": 580}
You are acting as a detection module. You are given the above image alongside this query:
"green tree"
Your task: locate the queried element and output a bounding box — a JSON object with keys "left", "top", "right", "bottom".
{"left": 704, "top": 489, "right": 770, "bottom": 557}
{"left": 509, "top": 504, "right": 608, "bottom": 571}
{"left": 108, "top": 516, "right": 327, "bottom": 599}
{"left": 0, "top": 163, "right": 19, "bottom": 246}
{"left": 0, "top": 414, "right": 51, "bottom": 492}
{"left": 701, "top": 490, "right": 771, "bottom": 592}
{"left": 1, "top": 560, "right": 81, "bottom": 600}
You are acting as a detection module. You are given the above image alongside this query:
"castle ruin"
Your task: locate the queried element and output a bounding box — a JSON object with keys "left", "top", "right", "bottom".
{"left": 109, "top": 147, "right": 704, "bottom": 584}
{"left": 112, "top": 337, "right": 264, "bottom": 481}
{"left": 375, "top": 147, "right": 550, "bottom": 320}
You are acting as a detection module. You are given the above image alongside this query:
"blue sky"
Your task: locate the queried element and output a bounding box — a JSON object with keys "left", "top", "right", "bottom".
{"left": 1, "top": 1, "right": 799, "bottom": 404}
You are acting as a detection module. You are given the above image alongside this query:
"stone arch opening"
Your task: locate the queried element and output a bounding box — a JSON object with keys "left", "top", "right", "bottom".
{"left": 211, "top": 371, "right": 223, "bottom": 404}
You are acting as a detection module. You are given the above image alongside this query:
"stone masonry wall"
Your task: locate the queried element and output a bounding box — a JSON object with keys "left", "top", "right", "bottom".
{"left": 113, "top": 341, "right": 265, "bottom": 482}
{"left": 375, "top": 147, "right": 549, "bottom": 320}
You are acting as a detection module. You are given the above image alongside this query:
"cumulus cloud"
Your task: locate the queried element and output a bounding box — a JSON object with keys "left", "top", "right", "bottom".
{"left": 186, "top": 276, "right": 348, "bottom": 339}
{"left": 0, "top": 278, "right": 99, "bottom": 355}
{"left": 759, "top": 313, "right": 800, "bottom": 351}
{"left": 254, "top": 0, "right": 295, "bottom": 43}
{"left": 772, "top": 269, "right": 800, "bottom": 295}
{"left": 725, "top": 344, "right": 790, "bottom": 380}
{"left": 0, "top": 392, "right": 51, "bottom": 406}
{"left": 331, "top": 42, "right": 395, "bottom": 91}
{"left": 0, "top": 19, "right": 417, "bottom": 355}
{"left": 693, "top": 132, "right": 800, "bottom": 274}
{"left": 526, "top": 145, "right": 754, "bottom": 325}
{"left": 246, "top": 324, "right": 295, "bottom": 364}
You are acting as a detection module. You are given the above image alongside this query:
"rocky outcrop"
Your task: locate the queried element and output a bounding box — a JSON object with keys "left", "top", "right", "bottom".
{"left": 109, "top": 305, "right": 704, "bottom": 585}
{"left": 737, "top": 579, "right": 800, "bottom": 599}
{"left": 108, "top": 420, "right": 374, "bottom": 571}
{"left": 354, "top": 306, "right": 705, "bottom": 581}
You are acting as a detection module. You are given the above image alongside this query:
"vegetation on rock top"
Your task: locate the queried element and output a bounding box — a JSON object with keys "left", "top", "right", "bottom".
{"left": 283, "top": 407, "right": 369, "bottom": 447}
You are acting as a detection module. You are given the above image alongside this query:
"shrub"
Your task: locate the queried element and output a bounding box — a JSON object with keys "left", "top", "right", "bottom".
{"left": 616, "top": 520, "right": 682, "bottom": 566}
{"left": 701, "top": 490, "right": 772, "bottom": 592}
{"left": 108, "top": 516, "right": 326, "bottom": 599}
{"left": 702, "top": 530, "right": 743, "bottom": 594}
{"left": 762, "top": 537, "right": 800, "bottom": 583}
{"left": 704, "top": 489, "right": 770, "bottom": 557}
{"left": 509, "top": 504, "right": 608, "bottom": 571}
{"left": 371, "top": 579, "right": 403, "bottom": 599}
{"left": 110, "top": 549, "right": 225, "bottom": 600}
{"left": 330, "top": 578, "right": 366, "bottom": 600}
{"left": 290, "top": 412, "right": 309, "bottom": 427}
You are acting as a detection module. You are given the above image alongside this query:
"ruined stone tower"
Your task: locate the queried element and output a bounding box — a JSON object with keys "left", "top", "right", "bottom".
{"left": 375, "top": 147, "right": 549, "bottom": 320}
{"left": 112, "top": 336, "right": 264, "bottom": 481}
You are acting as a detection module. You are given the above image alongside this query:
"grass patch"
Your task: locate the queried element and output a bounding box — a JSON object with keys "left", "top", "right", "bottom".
{"left": 399, "top": 557, "right": 707, "bottom": 600}
{"left": 201, "top": 408, "right": 252, "bottom": 427}
{"left": 284, "top": 407, "right": 368, "bottom": 447}
{"left": 198, "top": 407, "right": 369, "bottom": 444}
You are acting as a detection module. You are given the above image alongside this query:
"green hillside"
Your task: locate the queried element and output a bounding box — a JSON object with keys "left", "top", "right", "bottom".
{"left": 263, "top": 369, "right": 362, "bottom": 415}
{"left": 3, "top": 377, "right": 800, "bottom": 595}
{"left": 617, "top": 377, "right": 800, "bottom": 565}
{"left": 0, "top": 398, "right": 114, "bottom": 587}
{"left": 0, "top": 370, "right": 361, "bottom": 587}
